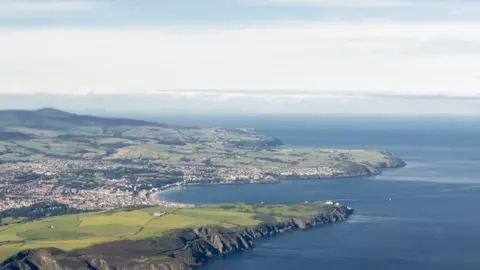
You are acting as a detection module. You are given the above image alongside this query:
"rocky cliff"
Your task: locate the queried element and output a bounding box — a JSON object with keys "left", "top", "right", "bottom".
{"left": 0, "top": 205, "right": 353, "bottom": 270}
{"left": 280, "top": 155, "right": 407, "bottom": 181}
{"left": 374, "top": 151, "right": 408, "bottom": 169}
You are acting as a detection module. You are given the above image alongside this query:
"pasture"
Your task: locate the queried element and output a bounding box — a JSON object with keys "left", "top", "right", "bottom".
{"left": 0, "top": 202, "right": 333, "bottom": 261}
{"left": 1, "top": 120, "right": 392, "bottom": 171}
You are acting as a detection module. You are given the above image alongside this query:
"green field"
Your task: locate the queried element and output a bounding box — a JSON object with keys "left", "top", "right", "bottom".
{"left": 0, "top": 129, "right": 396, "bottom": 169}
{"left": 0, "top": 202, "right": 336, "bottom": 260}
{"left": 0, "top": 109, "right": 403, "bottom": 172}
{"left": 0, "top": 108, "right": 285, "bottom": 161}
{"left": 105, "top": 142, "right": 393, "bottom": 169}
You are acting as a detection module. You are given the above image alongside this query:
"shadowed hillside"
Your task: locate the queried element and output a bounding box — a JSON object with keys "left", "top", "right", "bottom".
{"left": 0, "top": 108, "right": 164, "bottom": 131}
{"left": 0, "top": 202, "right": 353, "bottom": 270}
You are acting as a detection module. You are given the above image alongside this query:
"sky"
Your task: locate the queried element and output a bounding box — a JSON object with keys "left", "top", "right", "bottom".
{"left": 1, "top": 0, "right": 480, "bottom": 114}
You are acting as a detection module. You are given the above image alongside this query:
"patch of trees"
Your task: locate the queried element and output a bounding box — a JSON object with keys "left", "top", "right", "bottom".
{"left": 14, "top": 173, "right": 42, "bottom": 183}
{"left": 0, "top": 132, "right": 35, "bottom": 141}
{"left": 62, "top": 180, "right": 101, "bottom": 190}
{"left": 56, "top": 134, "right": 93, "bottom": 143}
{"left": 0, "top": 202, "right": 85, "bottom": 223}
{"left": 255, "top": 157, "right": 287, "bottom": 163}
{"left": 156, "top": 140, "right": 186, "bottom": 146}
{"left": 101, "top": 168, "right": 158, "bottom": 179}
{"left": 219, "top": 205, "right": 236, "bottom": 210}
{"left": 98, "top": 142, "right": 131, "bottom": 149}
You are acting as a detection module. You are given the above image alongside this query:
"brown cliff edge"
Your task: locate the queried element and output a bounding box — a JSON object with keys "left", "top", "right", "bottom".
{"left": 0, "top": 205, "right": 353, "bottom": 270}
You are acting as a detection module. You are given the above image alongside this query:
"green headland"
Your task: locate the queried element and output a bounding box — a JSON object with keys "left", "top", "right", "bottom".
{"left": 0, "top": 202, "right": 353, "bottom": 269}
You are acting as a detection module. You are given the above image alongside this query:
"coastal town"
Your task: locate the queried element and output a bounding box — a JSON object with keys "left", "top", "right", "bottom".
{"left": 0, "top": 158, "right": 375, "bottom": 212}
{"left": 0, "top": 109, "right": 405, "bottom": 214}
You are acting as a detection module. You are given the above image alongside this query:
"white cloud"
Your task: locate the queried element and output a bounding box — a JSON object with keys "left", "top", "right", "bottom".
{"left": 0, "top": 21, "right": 480, "bottom": 98}
{"left": 254, "top": 0, "right": 414, "bottom": 7}
{"left": 254, "top": 0, "right": 480, "bottom": 8}
{"left": 0, "top": 0, "right": 103, "bottom": 11}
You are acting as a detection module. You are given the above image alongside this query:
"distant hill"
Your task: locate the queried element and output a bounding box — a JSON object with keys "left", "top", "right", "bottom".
{"left": 0, "top": 108, "right": 284, "bottom": 161}
{"left": 0, "top": 108, "right": 164, "bottom": 131}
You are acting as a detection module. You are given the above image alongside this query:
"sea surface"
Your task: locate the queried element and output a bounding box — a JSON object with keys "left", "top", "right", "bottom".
{"left": 156, "top": 115, "right": 480, "bottom": 270}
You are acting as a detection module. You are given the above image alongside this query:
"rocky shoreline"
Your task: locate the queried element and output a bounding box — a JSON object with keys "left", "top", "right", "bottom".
{"left": 1, "top": 204, "right": 353, "bottom": 270}
{"left": 153, "top": 155, "right": 407, "bottom": 200}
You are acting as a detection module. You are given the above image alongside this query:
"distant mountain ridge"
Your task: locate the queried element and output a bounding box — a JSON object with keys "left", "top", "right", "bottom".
{"left": 0, "top": 108, "right": 164, "bottom": 131}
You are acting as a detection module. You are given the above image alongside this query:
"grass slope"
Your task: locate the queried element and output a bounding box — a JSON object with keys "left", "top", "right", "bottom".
{"left": 0, "top": 202, "right": 335, "bottom": 260}
{"left": 0, "top": 108, "right": 283, "bottom": 161}
{"left": 0, "top": 109, "right": 403, "bottom": 175}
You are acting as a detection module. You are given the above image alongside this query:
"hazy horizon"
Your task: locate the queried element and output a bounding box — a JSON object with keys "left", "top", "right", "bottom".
{"left": 1, "top": 0, "right": 479, "bottom": 115}
{"left": 1, "top": 92, "right": 480, "bottom": 116}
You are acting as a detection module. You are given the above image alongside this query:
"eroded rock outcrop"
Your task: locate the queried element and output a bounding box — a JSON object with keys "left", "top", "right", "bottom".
{"left": 1, "top": 205, "right": 353, "bottom": 270}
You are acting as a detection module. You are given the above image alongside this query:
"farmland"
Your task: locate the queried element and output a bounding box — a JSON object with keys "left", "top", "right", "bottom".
{"left": 0, "top": 108, "right": 282, "bottom": 162}
{"left": 0, "top": 108, "right": 399, "bottom": 170}
{"left": 0, "top": 202, "right": 340, "bottom": 261}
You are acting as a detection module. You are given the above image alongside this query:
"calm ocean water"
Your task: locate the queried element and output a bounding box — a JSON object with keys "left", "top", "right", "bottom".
{"left": 157, "top": 115, "right": 480, "bottom": 270}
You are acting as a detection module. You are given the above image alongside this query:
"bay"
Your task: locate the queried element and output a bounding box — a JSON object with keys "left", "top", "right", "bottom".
{"left": 159, "top": 115, "right": 480, "bottom": 270}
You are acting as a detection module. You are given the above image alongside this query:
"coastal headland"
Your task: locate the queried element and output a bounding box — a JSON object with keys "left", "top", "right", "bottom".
{"left": 0, "top": 109, "right": 402, "bottom": 269}
{"left": 0, "top": 108, "right": 406, "bottom": 213}
{"left": 0, "top": 202, "right": 353, "bottom": 269}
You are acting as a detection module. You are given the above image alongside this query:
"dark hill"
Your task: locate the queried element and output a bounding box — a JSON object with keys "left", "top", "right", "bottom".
{"left": 0, "top": 108, "right": 164, "bottom": 130}
{"left": 0, "top": 131, "right": 35, "bottom": 141}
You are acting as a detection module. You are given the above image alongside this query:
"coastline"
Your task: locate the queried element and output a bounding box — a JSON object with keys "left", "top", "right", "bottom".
{"left": 1, "top": 203, "right": 353, "bottom": 270}
{"left": 150, "top": 159, "right": 407, "bottom": 205}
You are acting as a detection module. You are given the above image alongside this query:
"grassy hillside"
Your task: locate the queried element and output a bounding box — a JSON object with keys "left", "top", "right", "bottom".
{"left": 0, "top": 202, "right": 340, "bottom": 261}
{"left": 0, "top": 108, "right": 404, "bottom": 172}
{"left": 0, "top": 108, "right": 283, "bottom": 161}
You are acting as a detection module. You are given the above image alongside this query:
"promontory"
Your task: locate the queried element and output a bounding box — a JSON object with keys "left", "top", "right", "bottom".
{"left": 0, "top": 202, "right": 353, "bottom": 269}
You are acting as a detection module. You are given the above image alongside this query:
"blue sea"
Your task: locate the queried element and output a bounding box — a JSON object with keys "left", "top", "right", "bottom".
{"left": 155, "top": 115, "right": 480, "bottom": 270}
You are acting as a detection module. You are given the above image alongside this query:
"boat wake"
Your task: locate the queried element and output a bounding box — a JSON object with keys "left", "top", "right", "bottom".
{"left": 346, "top": 214, "right": 432, "bottom": 224}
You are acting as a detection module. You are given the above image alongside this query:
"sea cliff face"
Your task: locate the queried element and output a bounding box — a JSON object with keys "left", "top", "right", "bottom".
{"left": 0, "top": 205, "right": 353, "bottom": 270}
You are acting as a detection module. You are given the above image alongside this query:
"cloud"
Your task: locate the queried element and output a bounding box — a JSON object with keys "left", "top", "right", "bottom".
{"left": 254, "top": 0, "right": 414, "bottom": 7}
{"left": 0, "top": 0, "right": 104, "bottom": 11}
{"left": 253, "top": 0, "right": 480, "bottom": 8}
{"left": 252, "top": 0, "right": 480, "bottom": 16}
{"left": 0, "top": 20, "right": 479, "bottom": 97}
{"left": 155, "top": 90, "right": 480, "bottom": 100}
